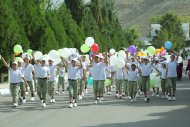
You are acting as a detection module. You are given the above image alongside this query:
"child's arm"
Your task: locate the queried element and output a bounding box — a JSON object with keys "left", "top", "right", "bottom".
{"left": 1, "top": 56, "right": 9, "bottom": 69}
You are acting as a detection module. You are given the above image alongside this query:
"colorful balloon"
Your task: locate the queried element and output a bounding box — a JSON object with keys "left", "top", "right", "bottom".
{"left": 128, "top": 45, "right": 136, "bottom": 54}
{"left": 80, "top": 44, "right": 90, "bottom": 53}
{"left": 13, "top": 44, "right": 23, "bottom": 53}
{"left": 87, "top": 77, "right": 93, "bottom": 86}
{"left": 147, "top": 46, "right": 155, "bottom": 55}
{"left": 104, "top": 79, "right": 111, "bottom": 87}
{"left": 164, "top": 41, "right": 172, "bottom": 49}
{"left": 91, "top": 43, "right": 99, "bottom": 53}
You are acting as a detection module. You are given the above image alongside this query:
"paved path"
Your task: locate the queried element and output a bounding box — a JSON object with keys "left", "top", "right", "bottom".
{"left": 0, "top": 74, "right": 190, "bottom": 127}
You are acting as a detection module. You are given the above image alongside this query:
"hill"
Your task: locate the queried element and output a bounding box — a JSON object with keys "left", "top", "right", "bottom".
{"left": 115, "top": 0, "right": 190, "bottom": 36}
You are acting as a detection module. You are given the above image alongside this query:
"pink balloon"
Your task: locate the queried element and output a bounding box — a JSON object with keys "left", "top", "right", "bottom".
{"left": 160, "top": 51, "right": 166, "bottom": 56}
{"left": 91, "top": 43, "right": 99, "bottom": 53}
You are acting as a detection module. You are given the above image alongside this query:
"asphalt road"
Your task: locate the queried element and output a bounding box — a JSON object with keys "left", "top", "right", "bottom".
{"left": 0, "top": 75, "right": 190, "bottom": 127}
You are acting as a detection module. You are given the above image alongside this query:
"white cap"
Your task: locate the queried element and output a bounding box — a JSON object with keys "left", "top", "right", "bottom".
{"left": 18, "top": 58, "right": 24, "bottom": 63}
{"left": 12, "top": 62, "right": 18, "bottom": 65}
{"left": 40, "top": 57, "right": 46, "bottom": 61}
{"left": 154, "top": 57, "right": 159, "bottom": 61}
{"left": 71, "top": 58, "right": 78, "bottom": 62}
{"left": 143, "top": 56, "right": 149, "bottom": 60}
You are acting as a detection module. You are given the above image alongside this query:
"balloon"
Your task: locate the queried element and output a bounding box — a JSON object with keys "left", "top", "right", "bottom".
{"left": 147, "top": 46, "right": 155, "bottom": 55}
{"left": 80, "top": 44, "right": 90, "bottom": 53}
{"left": 48, "top": 50, "right": 60, "bottom": 60}
{"left": 53, "top": 57, "right": 61, "bottom": 65}
{"left": 113, "top": 58, "right": 125, "bottom": 71}
{"left": 91, "top": 43, "right": 99, "bottom": 53}
{"left": 85, "top": 37, "right": 95, "bottom": 47}
{"left": 150, "top": 73, "right": 157, "bottom": 88}
{"left": 110, "top": 55, "right": 118, "bottom": 66}
{"left": 15, "top": 52, "right": 20, "bottom": 56}
{"left": 160, "top": 47, "right": 165, "bottom": 52}
{"left": 27, "top": 49, "right": 33, "bottom": 55}
{"left": 13, "top": 44, "right": 23, "bottom": 53}
{"left": 128, "top": 45, "right": 136, "bottom": 54}
{"left": 109, "top": 48, "right": 115, "bottom": 54}
{"left": 160, "top": 51, "right": 166, "bottom": 56}
{"left": 15, "top": 57, "right": 21, "bottom": 63}
{"left": 104, "top": 79, "right": 111, "bottom": 87}
{"left": 164, "top": 41, "right": 172, "bottom": 50}
{"left": 137, "top": 52, "right": 142, "bottom": 56}
{"left": 118, "top": 50, "right": 126, "bottom": 60}
{"left": 87, "top": 77, "right": 93, "bottom": 86}
{"left": 61, "top": 48, "right": 72, "bottom": 58}
{"left": 34, "top": 51, "right": 43, "bottom": 60}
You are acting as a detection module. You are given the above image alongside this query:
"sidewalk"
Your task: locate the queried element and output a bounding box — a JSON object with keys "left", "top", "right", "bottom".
{"left": 0, "top": 82, "right": 10, "bottom": 95}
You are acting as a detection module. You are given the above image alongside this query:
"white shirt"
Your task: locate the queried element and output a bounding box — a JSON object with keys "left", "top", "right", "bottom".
{"left": 152, "top": 63, "right": 161, "bottom": 75}
{"left": 9, "top": 68, "right": 23, "bottom": 84}
{"left": 128, "top": 69, "right": 138, "bottom": 81}
{"left": 160, "top": 68, "right": 167, "bottom": 79}
{"left": 105, "top": 65, "right": 112, "bottom": 78}
{"left": 92, "top": 62, "right": 106, "bottom": 80}
{"left": 140, "top": 63, "right": 152, "bottom": 76}
{"left": 68, "top": 63, "right": 80, "bottom": 80}
{"left": 59, "top": 67, "right": 65, "bottom": 77}
{"left": 167, "top": 61, "right": 177, "bottom": 77}
{"left": 38, "top": 65, "right": 50, "bottom": 78}
{"left": 115, "top": 68, "right": 124, "bottom": 79}
{"left": 48, "top": 65, "right": 57, "bottom": 81}
{"left": 23, "top": 63, "right": 34, "bottom": 81}
{"left": 18, "top": 66, "right": 24, "bottom": 82}
{"left": 123, "top": 69, "right": 129, "bottom": 80}
{"left": 34, "top": 64, "right": 41, "bottom": 78}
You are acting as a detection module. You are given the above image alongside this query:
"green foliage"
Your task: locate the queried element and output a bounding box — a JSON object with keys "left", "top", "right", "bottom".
{"left": 124, "top": 25, "right": 142, "bottom": 47}
{"left": 151, "top": 10, "right": 185, "bottom": 50}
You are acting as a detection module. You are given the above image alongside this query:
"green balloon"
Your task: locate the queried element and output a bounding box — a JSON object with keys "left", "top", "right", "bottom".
{"left": 27, "top": 49, "right": 33, "bottom": 55}
{"left": 15, "top": 57, "right": 21, "bottom": 62}
{"left": 80, "top": 44, "right": 90, "bottom": 53}
{"left": 147, "top": 46, "right": 155, "bottom": 55}
{"left": 13, "top": 44, "right": 22, "bottom": 53}
{"left": 104, "top": 79, "right": 111, "bottom": 87}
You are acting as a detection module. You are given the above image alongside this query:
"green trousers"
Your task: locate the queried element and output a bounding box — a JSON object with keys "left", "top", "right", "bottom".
{"left": 58, "top": 77, "right": 65, "bottom": 91}
{"left": 48, "top": 81, "right": 55, "bottom": 97}
{"left": 68, "top": 80, "right": 78, "bottom": 98}
{"left": 37, "top": 79, "right": 48, "bottom": 102}
{"left": 10, "top": 84, "right": 20, "bottom": 104}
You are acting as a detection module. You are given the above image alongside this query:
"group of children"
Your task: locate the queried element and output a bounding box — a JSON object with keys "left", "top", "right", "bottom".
{"left": 0, "top": 49, "right": 189, "bottom": 108}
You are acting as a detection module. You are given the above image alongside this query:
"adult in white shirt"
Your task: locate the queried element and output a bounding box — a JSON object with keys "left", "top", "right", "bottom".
{"left": 139, "top": 57, "right": 152, "bottom": 103}
{"left": 166, "top": 51, "right": 179, "bottom": 101}
{"left": 47, "top": 59, "right": 58, "bottom": 103}
{"left": 23, "top": 56, "right": 35, "bottom": 101}
{"left": 63, "top": 57, "right": 82, "bottom": 108}
{"left": 1, "top": 57, "right": 28, "bottom": 107}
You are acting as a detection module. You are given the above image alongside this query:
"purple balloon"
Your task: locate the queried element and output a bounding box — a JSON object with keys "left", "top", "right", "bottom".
{"left": 128, "top": 45, "right": 136, "bottom": 54}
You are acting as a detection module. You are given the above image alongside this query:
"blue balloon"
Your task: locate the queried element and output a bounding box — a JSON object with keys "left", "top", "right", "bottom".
{"left": 164, "top": 41, "right": 172, "bottom": 49}
{"left": 87, "top": 77, "right": 93, "bottom": 86}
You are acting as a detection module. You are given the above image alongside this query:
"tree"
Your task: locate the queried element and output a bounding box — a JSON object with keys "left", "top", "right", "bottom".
{"left": 151, "top": 11, "right": 185, "bottom": 50}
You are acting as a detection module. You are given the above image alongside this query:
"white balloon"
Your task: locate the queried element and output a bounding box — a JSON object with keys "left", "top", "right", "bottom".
{"left": 53, "top": 57, "right": 61, "bottom": 65}
{"left": 61, "top": 48, "right": 71, "bottom": 58}
{"left": 85, "top": 37, "right": 94, "bottom": 47}
{"left": 110, "top": 55, "right": 118, "bottom": 66}
{"left": 34, "top": 51, "right": 43, "bottom": 60}
{"left": 48, "top": 50, "right": 60, "bottom": 60}
{"left": 109, "top": 48, "right": 115, "bottom": 54}
{"left": 118, "top": 50, "right": 126, "bottom": 60}
{"left": 113, "top": 59, "right": 125, "bottom": 71}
